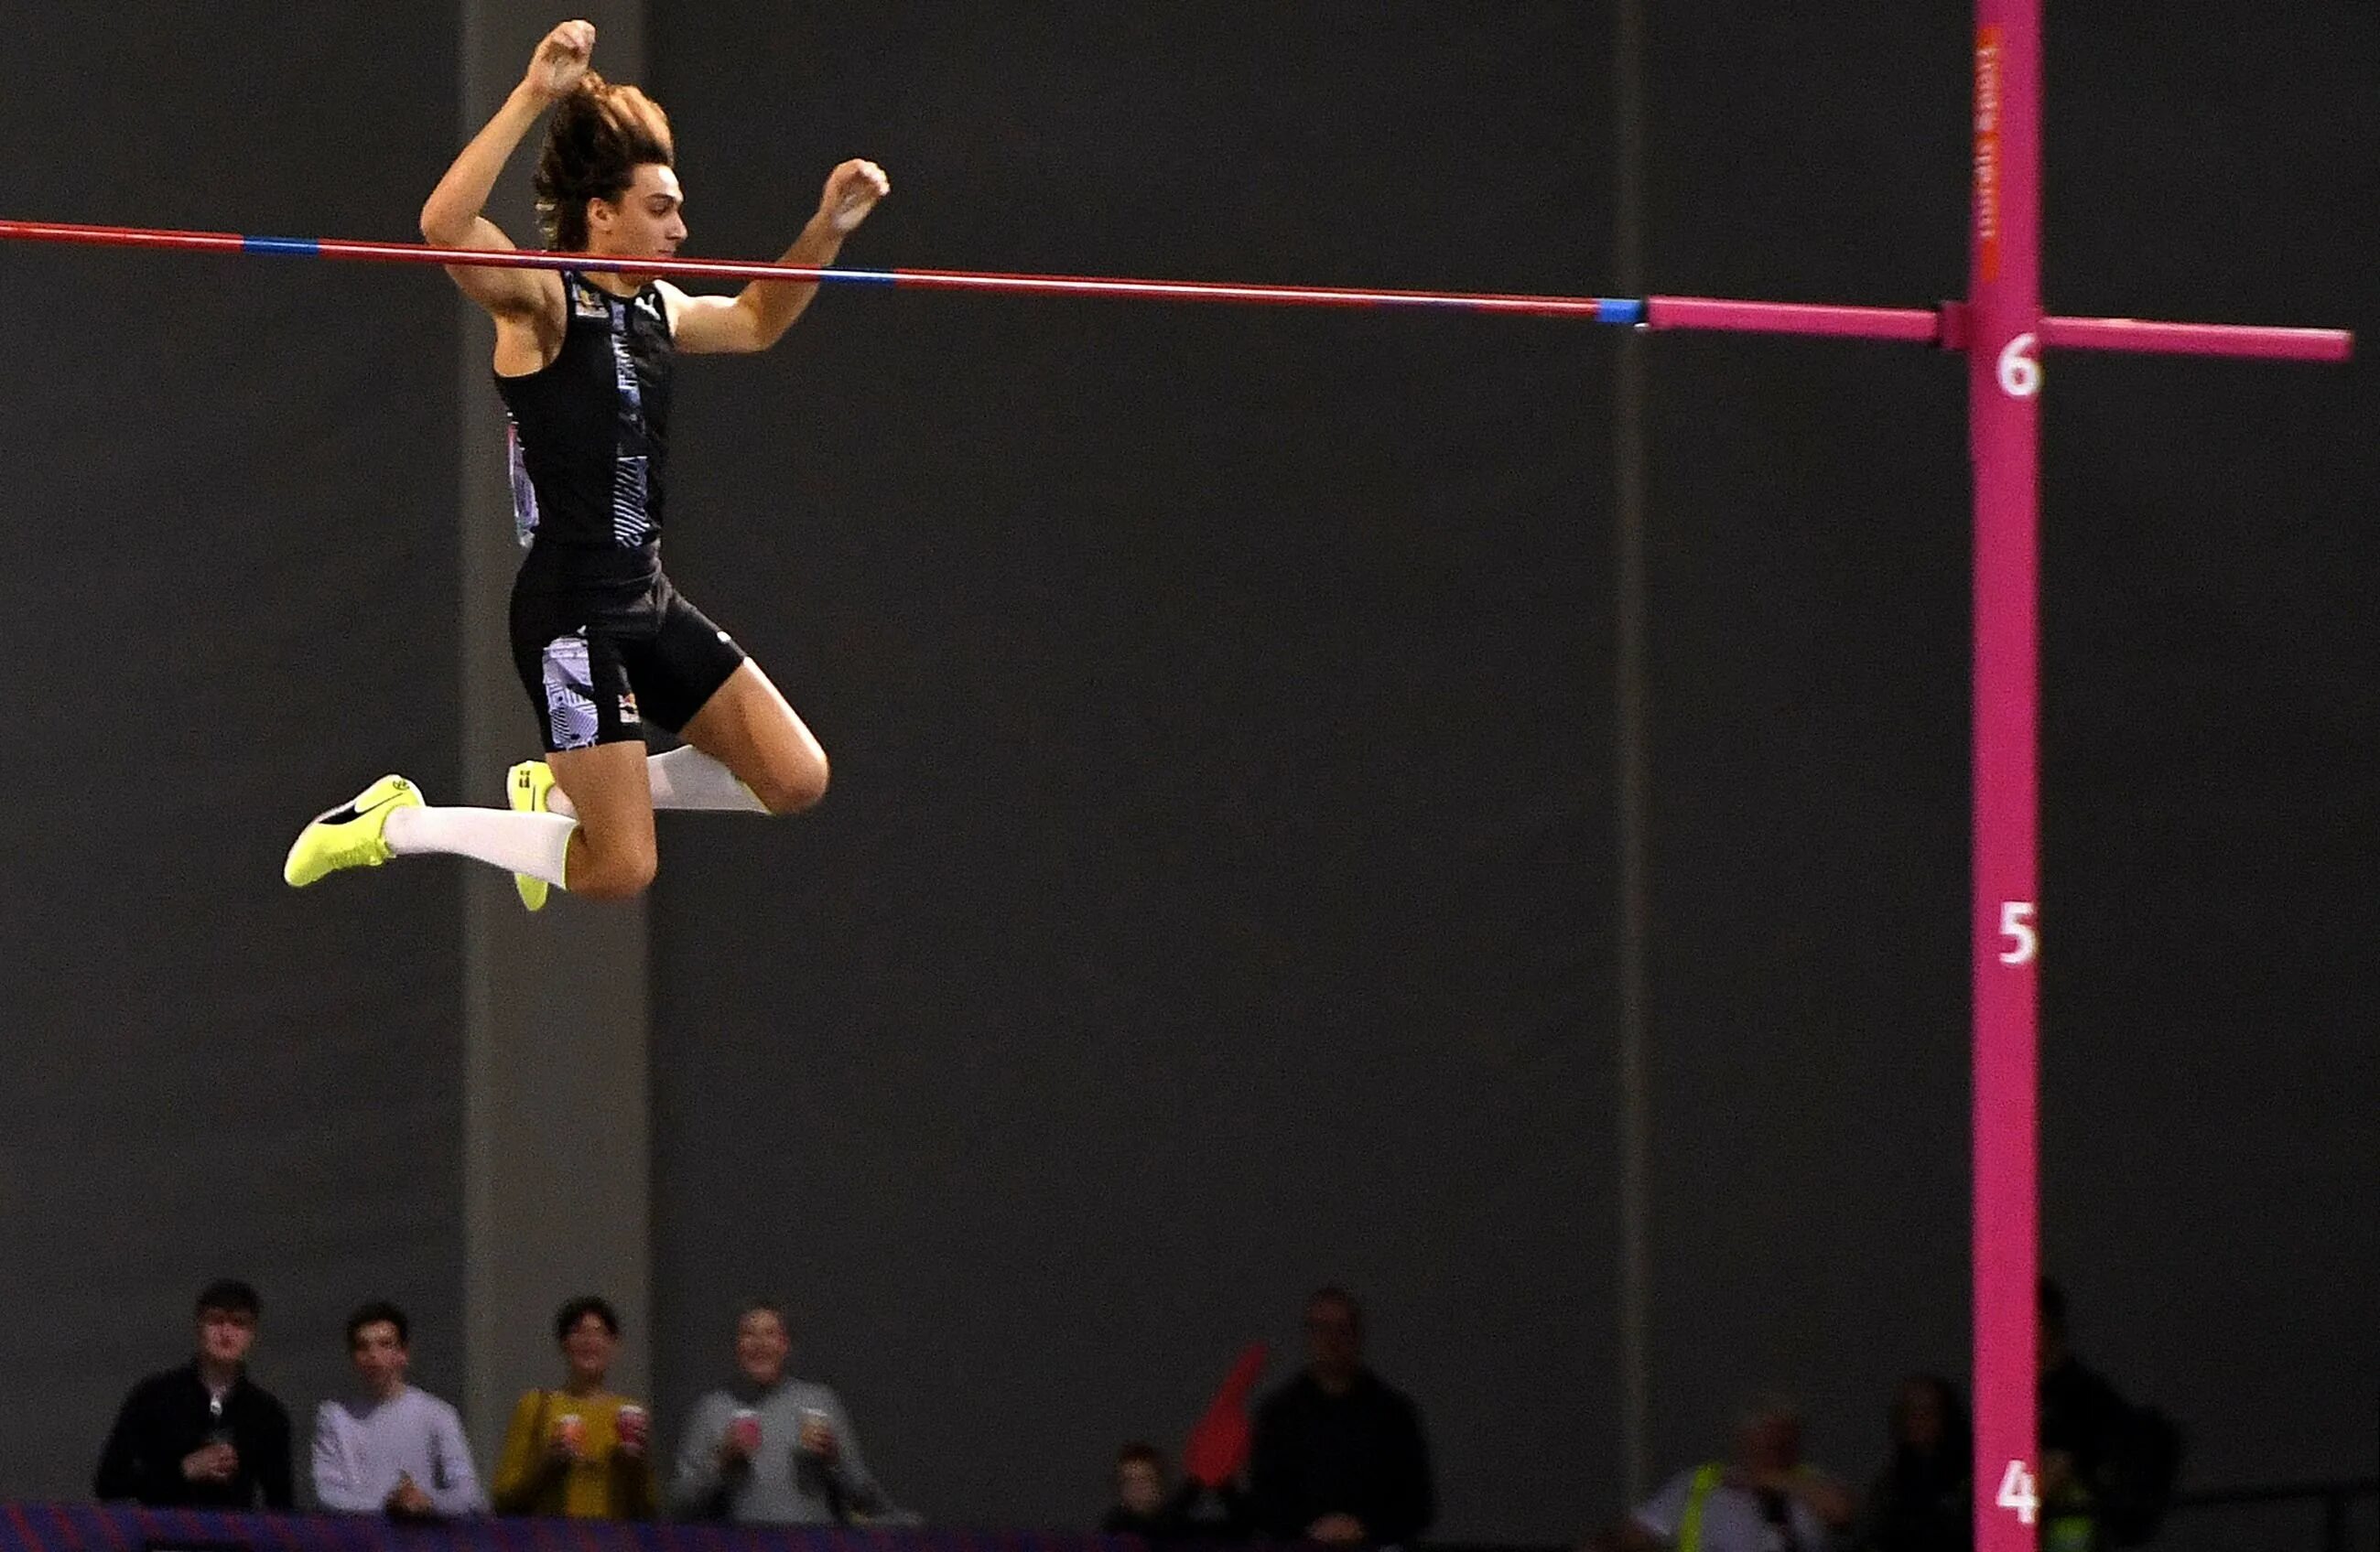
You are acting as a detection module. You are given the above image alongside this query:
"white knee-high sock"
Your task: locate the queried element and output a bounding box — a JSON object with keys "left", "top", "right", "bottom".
{"left": 648, "top": 746, "right": 770, "bottom": 812}
{"left": 384, "top": 805, "right": 577, "bottom": 887}
{"left": 545, "top": 746, "right": 768, "bottom": 818}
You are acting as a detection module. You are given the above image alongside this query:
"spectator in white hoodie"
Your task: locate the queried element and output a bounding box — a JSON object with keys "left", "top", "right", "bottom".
{"left": 313, "top": 1301, "right": 483, "bottom": 1517}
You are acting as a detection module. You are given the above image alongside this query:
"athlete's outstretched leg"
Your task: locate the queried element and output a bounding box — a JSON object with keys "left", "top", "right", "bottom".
{"left": 283, "top": 774, "right": 575, "bottom": 890}
{"left": 676, "top": 661, "right": 829, "bottom": 815}
{"left": 279, "top": 751, "right": 650, "bottom": 900}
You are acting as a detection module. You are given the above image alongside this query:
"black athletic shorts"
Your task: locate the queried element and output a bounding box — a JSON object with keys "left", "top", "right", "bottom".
{"left": 509, "top": 543, "right": 748, "bottom": 754}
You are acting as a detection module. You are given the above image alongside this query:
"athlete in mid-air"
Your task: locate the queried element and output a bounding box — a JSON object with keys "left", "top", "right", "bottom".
{"left": 284, "top": 18, "right": 888, "bottom": 905}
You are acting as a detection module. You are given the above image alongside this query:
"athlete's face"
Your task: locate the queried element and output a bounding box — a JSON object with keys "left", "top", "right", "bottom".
{"left": 587, "top": 163, "right": 687, "bottom": 266}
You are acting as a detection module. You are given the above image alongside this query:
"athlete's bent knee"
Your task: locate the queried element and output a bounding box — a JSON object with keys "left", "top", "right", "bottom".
{"left": 572, "top": 857, "right": 657, "bottom": 900}
{"left": 753, "top": 751, "right": 829, "bottom": 816}
{"left": 569, "top": 838, "right": 659, "bottom": 900}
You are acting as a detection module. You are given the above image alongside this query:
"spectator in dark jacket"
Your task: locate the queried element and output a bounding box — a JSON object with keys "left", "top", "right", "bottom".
{"left": 1249, "top": 1288, "right": 1433, "bottom": 1547}
{"left": 94, "top": 1279, "right": 294, "bottom": 1508}
{"left": 2039, "top": 1279, "right": 2163, "bottom": 1552}
{"left": 1856, "top": 1375, "right": 1972, "bottom": 1552}
{"left": 2039, "top": 1282, "right": 2130, "bottom": 1495}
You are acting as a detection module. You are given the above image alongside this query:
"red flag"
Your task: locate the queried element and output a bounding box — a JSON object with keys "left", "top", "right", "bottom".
{"left": 1181, "top": 1342, "right": 1269, "bottom": 1488}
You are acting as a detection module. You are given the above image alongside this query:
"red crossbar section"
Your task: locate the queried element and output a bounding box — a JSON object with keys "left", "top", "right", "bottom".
{"left": 0, "top": 219, "right": 1620, "bottom": 318}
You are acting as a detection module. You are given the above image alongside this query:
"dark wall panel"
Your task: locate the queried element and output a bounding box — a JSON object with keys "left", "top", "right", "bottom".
{"left": 2039, "top": 3, "right": 2380, "bottom": 1508}
{"left": 644, "top": 5, "right": 1617, "bottom": 1537}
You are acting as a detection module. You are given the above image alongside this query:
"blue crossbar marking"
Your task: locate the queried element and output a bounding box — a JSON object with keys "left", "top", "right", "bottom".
{"left": 835, "top": 268, "right": 900, "bottom": 286}
{"left": 1596, "top": 298, "right": 1646, "bottom": 325}
{"left": 243, "top": 235, "right": 320, "bottom": 256}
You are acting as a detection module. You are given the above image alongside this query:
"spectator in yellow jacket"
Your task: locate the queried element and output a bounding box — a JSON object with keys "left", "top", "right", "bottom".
{"left": 491, "top": 1297, "right": 657, "bottom": 1519}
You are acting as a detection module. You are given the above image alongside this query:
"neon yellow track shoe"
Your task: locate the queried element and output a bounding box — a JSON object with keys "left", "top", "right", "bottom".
{"left": 507, "top": 760, "right": 558, "bottom": 911}
{"left": 283, "top": 774, "right": 422, "bottom": 888}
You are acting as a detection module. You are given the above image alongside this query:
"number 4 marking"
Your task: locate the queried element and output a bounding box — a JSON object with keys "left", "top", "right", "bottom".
{"left": 1997, "top": 1460, "right": 2039, "bottom": 1525}
{"left": 1998, "top": 900, "right": 2038, "bottom": 965}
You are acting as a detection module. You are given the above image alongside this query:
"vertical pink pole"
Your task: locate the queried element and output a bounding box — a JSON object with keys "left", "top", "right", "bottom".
{"left": 1970, "top": 0, "right": 2042, "bottom": 1547}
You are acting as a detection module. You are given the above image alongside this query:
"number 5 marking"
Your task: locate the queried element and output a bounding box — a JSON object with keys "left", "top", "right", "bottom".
{"left": 1998, "top": 900, "right": 2038, "bottom": 965}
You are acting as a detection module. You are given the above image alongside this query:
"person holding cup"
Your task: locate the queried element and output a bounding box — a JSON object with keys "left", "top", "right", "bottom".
{"left": 491, "top": 1296, "right": 658, "bottom": 1519}
{"left": 668, "top": 1301, "right": 889, "bottom": 1524}
{"left": 93, "top": 1279, "right": 295, "bottom": 1509}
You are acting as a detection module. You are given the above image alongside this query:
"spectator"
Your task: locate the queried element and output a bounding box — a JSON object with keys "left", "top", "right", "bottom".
{"left": 1620, "top": 1394, "right": 1855, "bottom": 1552}
{"left": 93, "top": 1279, "right": 294, "bottom": 1509}
{"left": 1101, "top": 1441, "right": 1249, "bottom": 1538}
{"left": 668, "top": 1301, "right": 888, "bottom": 1525}
{"left": 2039, "top": 1279, "right": 2180, "bottom": 1552}
{"left": 1248, "top": 1287, "right": 1433, "bottom": 1547}
{"left": 312, "top": 1301, "right": 484, "bottom": 1516}
{"left": 1855, "top": 1376, "right": 1971, "bottom": 1552}
{"left": 491, "top": 1296, "right": 657, "bottom": 1519}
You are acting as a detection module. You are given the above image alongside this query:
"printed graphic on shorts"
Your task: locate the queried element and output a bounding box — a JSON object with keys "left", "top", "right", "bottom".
{"left": 542, "top": 632, "right": 600, "bottom": 750}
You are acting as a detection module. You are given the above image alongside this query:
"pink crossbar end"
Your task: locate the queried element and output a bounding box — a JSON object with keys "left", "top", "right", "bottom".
{"left": 2040, "top": 315, "right": 2353, "bottom": 361}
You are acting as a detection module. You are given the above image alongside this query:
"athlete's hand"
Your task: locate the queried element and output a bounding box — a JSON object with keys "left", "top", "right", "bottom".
{"left": 524, "top": 19, "right": 596, "bottom": 102}
{"left": 817, "top": 159, "right": 891, "bottom": 234}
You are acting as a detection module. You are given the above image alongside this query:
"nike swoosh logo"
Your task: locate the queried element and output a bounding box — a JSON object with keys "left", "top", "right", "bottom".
{"left": 317, "top": 782, "right": 409, "bottom": 828}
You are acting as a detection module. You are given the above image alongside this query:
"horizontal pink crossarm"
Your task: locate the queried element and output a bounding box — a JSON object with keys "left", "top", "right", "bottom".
{"left": 1644, "top": 295, "right": 1945, "bottom": 341}
{"left": 2040, "top": 314, "right": 2351, "bottom": 361}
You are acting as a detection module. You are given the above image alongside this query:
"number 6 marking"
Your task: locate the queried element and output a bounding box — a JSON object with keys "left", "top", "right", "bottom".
{"left": 1997, "top": 332, "right": 2041, "bottom": 397}
{"left": 1998, "top": 900, "right": 2038, "bottom": 965}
